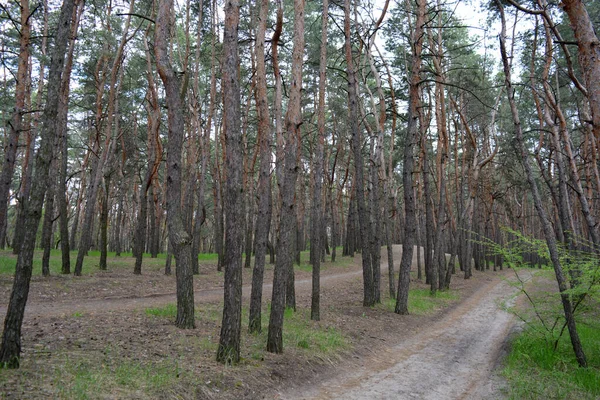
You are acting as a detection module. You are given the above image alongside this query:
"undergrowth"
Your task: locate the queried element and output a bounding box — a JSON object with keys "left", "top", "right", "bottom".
{"left": 146, "top": 303, "right": 349, "bottom": 360}
{"left": 503, "top": 320, "right": 600, "bottom": 399}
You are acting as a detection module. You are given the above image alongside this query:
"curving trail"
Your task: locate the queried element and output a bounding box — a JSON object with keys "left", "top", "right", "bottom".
{"left": 285, "top": 270, "right": 525, "bottom": 400}
{"left": 1, "top": 245, "right": 521, "bottom": 400}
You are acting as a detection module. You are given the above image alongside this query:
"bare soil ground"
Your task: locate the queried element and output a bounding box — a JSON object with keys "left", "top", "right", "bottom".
{"left": 0, "top": 247, "right": 516, "bottom": 399}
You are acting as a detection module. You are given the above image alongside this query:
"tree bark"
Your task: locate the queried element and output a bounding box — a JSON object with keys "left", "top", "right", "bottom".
{"left": 345, "top": 0, "right": 374, "bottom": 307}
{"left": 267, "top": 0, "right": 304, "bottom": 354}
{"left": 155, "top": 0, "right": 195, "bottom": 329}
{"left": 217, "top": 0, "right": 244, "bottom": 364}
{"left": 249, "top": 0, "right": 273, "bottom": 334}
{"left": 56, "top": 0, "right": 82, "bottom": 274}
{"left": 310, "top": 0, "right": 328, "bottom": 321}
{"left": 396, "top": 0, "right": 426, "bottom": 315}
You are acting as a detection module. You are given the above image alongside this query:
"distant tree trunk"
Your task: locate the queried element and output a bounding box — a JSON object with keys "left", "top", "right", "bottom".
{"left": 267, "top": 0, "right": 304, "bottom": 354}
{"left": 155, "top": 0, "right": 194, "bottom": 329}
{"left": 164, "top": 242, "right": 172, "bottom": 275}
{"left": 41, "top": 178, "right": 56, "bottom": 277}
{"left": 213, "top": 132, "right": 224, "bottom": 271}
{"left": 113, "top": 191, "right": 124, "bottom": 256}
{"left": 497, "top": 0, "right": 587, "bottom": 368}
{"left": 133, "top": 183, "right": 149, "bottom": 274}
{"left": 395, "top": 0, "right": 425, "bottom": 315}
{"left": 12, "top": 133, "right": 34, "bottom": 255}
{"left": 0, "top": 0, "right": 76, "bottom": 368}
{"left": 149, "top": 186, "right": 160, "bottom": 258}
{"left": 249, "top": 0, "right": 274, "bottom": 334}
{"left": 216, "top": 0, "right": 244, "bottom": 364}
{"left": 244, "top": 194, "right": 254, "bottom": 269}
{"left": 69, "top": 178, "right": 83, "bottom": 250}
{"left": 99, "top": 179, "right": 110, "bottom": 270}
{"left": 344, "top": 187, "right": 356, "bottom": 257}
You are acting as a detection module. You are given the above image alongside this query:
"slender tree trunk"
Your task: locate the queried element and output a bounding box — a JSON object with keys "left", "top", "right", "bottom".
{"left": 155, "top": 0, "right": 194, "bottom": 329}
{"left": 345, "top": 0, "right": 374, "bottom": 307}
{"left": 395, "top": 0, "right": 426, "bottom": 315}
{"left": 249, "top": 0, "right": 273, "bottom": 334}
{"left": 267, "top": 0, "right": 304, "bottom": 354}
{"left": 310, "top": 0, "right": 327, "bottom": 321}
{"left": 497, "top": 0, "right": 587, "bottom": 367}
{"left": 56, "top": 0, "right": 82, "bottom": 273}
{"left": 190, "top": 0, "right": 207, "bottom": 275}
{"left": 0, "top": 0, "right": 76, "bottom": 368}
{"left": 217, "top": 0, "right": 244, "bottom": 364}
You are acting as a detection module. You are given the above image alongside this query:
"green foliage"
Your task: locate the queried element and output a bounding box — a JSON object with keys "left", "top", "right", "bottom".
{"left": 503, "top": 321, "right": 600, "bottom": 399}
{"left": 481, "top": 227, "right": 600, "bottom": 341}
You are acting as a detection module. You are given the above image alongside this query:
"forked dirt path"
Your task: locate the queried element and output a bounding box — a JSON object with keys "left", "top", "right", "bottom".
{"left": 0, "top": 246, "right": 406, "bottom": 320}
{"left": 1, "top": 246, "right": 522, "bottom": 400}
{"left": 285, "top": 269, "right": 525, "bottom": 400}
{"left": 0, "top": 266, "right": 366, "bottom": 319}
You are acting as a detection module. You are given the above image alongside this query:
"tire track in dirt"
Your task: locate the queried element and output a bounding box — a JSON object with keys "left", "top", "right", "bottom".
{"left": 285, "top": 270, "right": 527, "bottom": 400}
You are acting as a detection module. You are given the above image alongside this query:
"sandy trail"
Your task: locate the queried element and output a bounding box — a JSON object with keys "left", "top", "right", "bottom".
{"left": 286, "top": 270, "right": 524, "bottom": 400}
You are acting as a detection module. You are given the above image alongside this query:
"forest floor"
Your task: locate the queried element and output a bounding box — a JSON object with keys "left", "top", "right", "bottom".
{"left": 0, "top": 246, "right": 519, "bottom": 399}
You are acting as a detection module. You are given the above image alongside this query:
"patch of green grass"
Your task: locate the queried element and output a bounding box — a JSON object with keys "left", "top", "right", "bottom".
{"left": 145, "top": 303, "right": 178, "bottom": 318}
{"left": 281, "top": 307, "right": 348, "bottom": 353}
{"left": 296, "top": 263, "right": 313, "bottom": 272}
{"left": 146, "top": 303, "right": 222, "bottom": 322}
{"left": 503, "top": 321, "right": 600, "bottom": 399}
{"left": 382, "top": 288, "right": 459, "bottom": 315}
{"left": 0, "top": 249, "right": 218, "bottom": 276}
{"left": 197, "top": 253, "right": 219, "bottom": 262}
{"left": 145, "top": 302, "right": 348, "bottom": 362}
{"left": 243, "top": 306, "right": 349, "bottom": 361}
{"left": 54, "top": 356, "right": 186, "bottom": 399}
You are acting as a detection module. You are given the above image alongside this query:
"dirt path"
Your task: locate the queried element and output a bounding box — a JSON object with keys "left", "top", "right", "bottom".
{"left": 3, "top": 268, "right": 366, "bottom": 319}
{"left": 284, "top": 270, "right": 524, "bottom": 400}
